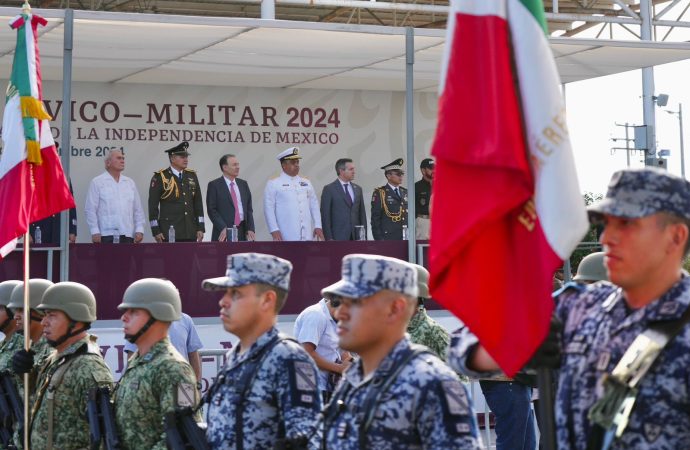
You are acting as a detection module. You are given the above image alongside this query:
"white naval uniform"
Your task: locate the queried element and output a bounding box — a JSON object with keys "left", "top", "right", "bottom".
{"left": 264, "top": 172, "right": 322, "bottom": 241}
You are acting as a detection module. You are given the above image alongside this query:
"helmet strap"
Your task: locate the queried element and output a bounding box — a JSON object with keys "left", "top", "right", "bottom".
{"left": 124, "top": 317, "right": 156, "bottom": 344}
{"left": 46, "top": 320, "right": 91, "bottom": 348}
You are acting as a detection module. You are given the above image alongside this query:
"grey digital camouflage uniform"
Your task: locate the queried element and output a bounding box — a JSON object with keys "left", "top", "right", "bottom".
{"left": 588, "top": 167, "right": 690, "bottom": 219}
{"left": 322, "top": 337, "right": 480, "bottom": 449}
{"left": 320, "top": 253, "right": 418, "bottom": 299}
{"left": 202, "top": 252, "right": 292, "bottom": 291}
{"left": 407, "top": 307, "right": 450, "bottom": 360}
{"left": 114, "top": 338, "right": 198, "bottom": 450}
{"left": 30, "top": 335, "right": 113, "bottom": 450}
{"left": 205, "top": 326, "right": 321, "bottom": 449}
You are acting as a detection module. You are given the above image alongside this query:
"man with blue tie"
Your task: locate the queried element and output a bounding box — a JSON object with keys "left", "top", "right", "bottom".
{"left": 206, "top": 154, "right": 255, "bottom": 241}
{"left": 320, "top": 158, "right": 367, "bottom": 241}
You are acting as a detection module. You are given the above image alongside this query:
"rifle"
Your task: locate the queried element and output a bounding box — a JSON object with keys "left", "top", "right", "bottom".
{"left": 86, "top": 386, "right": 120, "bottom": 450}
{"left": 0, "top": 370, "right": 22, "bottom": 448}
{"left": 164, "top": 407, "right": 209, "bottom": 450}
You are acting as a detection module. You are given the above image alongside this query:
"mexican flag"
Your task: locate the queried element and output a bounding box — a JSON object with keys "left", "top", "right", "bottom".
{"left": 0, "top": 11, "right": 75, "bottom": 258}
{"left": 429, "top": 0, "right": 588, "bottom": 376}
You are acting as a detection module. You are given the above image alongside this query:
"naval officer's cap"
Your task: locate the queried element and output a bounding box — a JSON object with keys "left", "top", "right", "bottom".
{"left": 277, "top": 147, "right": 302, "bottom": 161}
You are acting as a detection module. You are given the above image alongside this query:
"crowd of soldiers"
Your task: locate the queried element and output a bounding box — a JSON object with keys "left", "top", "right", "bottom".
{"left": 43, "top": 141, "right": 435, "bottom": 246}
{"left": 4, "top": 165, "right": 690, "bottom": 450}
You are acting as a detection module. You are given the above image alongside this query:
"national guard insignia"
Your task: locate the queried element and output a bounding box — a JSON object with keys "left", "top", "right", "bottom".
{"left": 288, "top": 360, "right": 317, "bottom": 406}
{"left": 644, "top": 423, "right": 662, "bottom": 442}
{"left": 441, "top": 380, "right": 469, "bottom": 415}
{"left": 176, "top": 382, "right": 196, "bottom": 407}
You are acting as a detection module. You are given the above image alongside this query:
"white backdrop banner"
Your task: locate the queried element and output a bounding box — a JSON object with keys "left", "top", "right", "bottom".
{"left": 0, "top": 81, "right": 439, "bottom": 241}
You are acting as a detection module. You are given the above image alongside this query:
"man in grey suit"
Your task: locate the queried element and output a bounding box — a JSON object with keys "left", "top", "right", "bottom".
{"left": 206, "top": 154, "right": 255, "bottom": 241}
{"left": 320, "top": 158, "right": 367, "bottom": 240}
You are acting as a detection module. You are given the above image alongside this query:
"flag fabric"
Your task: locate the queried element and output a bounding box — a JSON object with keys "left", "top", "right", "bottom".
{"left": 0, "top": 11, "right": 75, "bottom": 258}
{"left": 429, "top": 0, "right": 588, "bottom": 376}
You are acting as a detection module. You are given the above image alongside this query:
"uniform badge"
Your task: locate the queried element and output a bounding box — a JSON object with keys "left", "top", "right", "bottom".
{"left": 420, "top": 198, "right": 426, "bottom": 206}
{"left": 644, "top": 423, "right": 662, "bottom": 443}
{"left": 659, "top": 302, "right": 678, "bottom": 316}
{"left": 595, "top": 352, "right": 610, "bottom": 371}
{"left": 176, "top": 382, "right": 196, "bottom": 407}
{"left": 441, "top": 380, "right": 469, "bottom": 415}
{"left": 288, "top": 360, "right": 317, "bottom": 407}
{"left": 299, "top": 181, "right": 308, "bottom": 187}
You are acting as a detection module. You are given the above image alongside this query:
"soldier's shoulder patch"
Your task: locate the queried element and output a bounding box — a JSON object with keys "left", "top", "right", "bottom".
{"left": 91, "top": 371, "right": 112, "bottom": 384}
{"left": 175, "top": 382, "right": 196, "bottom": 408}
{"left": 287, "top": 359, "right": 318, "bottom": 407}
{"left": 440, "top": 379, "right": 469, "bottom": 416}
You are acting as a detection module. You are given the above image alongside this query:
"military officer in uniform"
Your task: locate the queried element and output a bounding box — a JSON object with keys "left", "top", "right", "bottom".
{"left": 264, "top": 147, "right": 324, "bottom": 241}
{"left": 450, "top": 168, "right": 690, "bottom": 449}
{"left": 202, "top": 253, "right": 321, "bottom": 449}
{"left": 114, "top": 278, "right": 199, "bottom": 450}
{"left": 371, "top": 158, "right": 408, "bottom": 240}
{"left": 414, "top": 158, "right": 434, "bottom": 239}
{"left": 320, "top": 254, "right": 480, "bottom": 449}
{"left": 148, "top": 142, "right": 205, "bottom": 242}
{"left": 30, "top": 282, "right": 113, "bottom": 450}
{"left": 0, "top": 281, "right": 21, "bottom": 372}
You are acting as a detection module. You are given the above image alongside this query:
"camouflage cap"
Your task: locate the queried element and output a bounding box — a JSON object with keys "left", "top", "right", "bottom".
{"left": 588, "top": 168, "right": 690, "bottom": 220}
{"left": 321, "top": 254, "right": 418, "bottom": 300}
{"left": 202, "top": 253, "right": 292, "bottom": 291}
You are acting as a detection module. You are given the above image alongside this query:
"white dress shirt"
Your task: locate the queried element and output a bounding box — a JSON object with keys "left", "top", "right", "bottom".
{"left": 85, "top": 171, "right": 145, "bottom": 237}
{"left": 264, "top": 171, "right": 322, "bottom": 241}
{"left": 223, "top": 176, "right": 244, "bottom": 221}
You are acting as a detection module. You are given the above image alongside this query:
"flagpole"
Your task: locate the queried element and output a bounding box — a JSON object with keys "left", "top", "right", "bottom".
{"left": 22, "top": 231, "right": 31, "bottom": 450}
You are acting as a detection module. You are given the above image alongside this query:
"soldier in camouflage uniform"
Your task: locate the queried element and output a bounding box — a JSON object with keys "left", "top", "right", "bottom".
{"left": 114, "top": 278, "right": 199, "bottom": 450}
{"left": 29, "top": 282, "right": 113, "bottom": 450}
{"left": 450, "top": 168, "right": 690, "bottom": 449}
{"left": 148, "top": 141, "right": 205, "bottom": 242}
{"left": 0, "top": 281, "right": 21, "bottom": 372}
{"left": 9, "top": 279, "right": 55, "bottom": 397}
{"left": 6, "top": 280, "right": 55, "bottom": 449}
{"left": 202, "top": 253, "right": 321, "bottom": 449}
{"left": 407, "top": 264, "right": 450, "bottom": 360}
{"left": 371, "top": 158, "right": 408, "bottom": 240}
{"left": 320, "top": 254, "right": 480, "bottom": 449}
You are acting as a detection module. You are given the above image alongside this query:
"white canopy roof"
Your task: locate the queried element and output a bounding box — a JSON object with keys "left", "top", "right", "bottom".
{"left": 1, "top": 8, "right": 690, "bottom": 91}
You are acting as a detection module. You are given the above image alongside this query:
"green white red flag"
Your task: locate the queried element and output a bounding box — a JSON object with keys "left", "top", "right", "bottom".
{"left": 429, "top": 0, "right": 588, "bottom": 375}
{"left": 0, "top": 11, "right": 75, "bottom": 258}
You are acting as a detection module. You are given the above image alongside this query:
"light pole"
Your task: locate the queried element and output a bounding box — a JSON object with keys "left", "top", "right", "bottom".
{"left": 667, "top": 104, "right": 685, "bottom": 179}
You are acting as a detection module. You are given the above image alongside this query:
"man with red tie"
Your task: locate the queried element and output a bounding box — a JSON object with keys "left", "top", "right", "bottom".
{"left": 206, "top": 154, "right": 255, "bottom": 241}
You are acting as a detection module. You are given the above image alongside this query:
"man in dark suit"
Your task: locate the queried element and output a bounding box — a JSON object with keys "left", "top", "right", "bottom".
{"left": 206, "top": 154, "right": 255, "bottom": 241}
{"left": 371, "top": 158, "right": 408, "bottom": 240}
{"left": 320, "top": 158, "right": 367, "bottom": 240}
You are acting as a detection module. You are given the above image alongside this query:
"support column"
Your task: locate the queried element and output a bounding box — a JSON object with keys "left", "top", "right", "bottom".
{"left": 405, "top": 27, "right": 416, "bottom": 263}
{"left": 59, "top": 9, "right": 74, "bottom": 281}
{"left": 640, "top": 0, "right": 657, "bottom": 165}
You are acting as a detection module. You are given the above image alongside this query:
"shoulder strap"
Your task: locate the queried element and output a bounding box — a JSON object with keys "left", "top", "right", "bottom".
{"left": 358, "top": 346, "right": 432, "bottom": 448}
{"left": 234, "top": 333, "right": 289, "bottom": 450}
{"left": 587, "top": 303, "right": 690, "bottom": 447}
{"left": 34, "top": 345, "right": 91, "bottom": 450}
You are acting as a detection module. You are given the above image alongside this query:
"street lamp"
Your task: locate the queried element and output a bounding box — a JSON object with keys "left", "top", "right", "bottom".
{"left": 666, "top": 104, "right": 685, "bottom": 180}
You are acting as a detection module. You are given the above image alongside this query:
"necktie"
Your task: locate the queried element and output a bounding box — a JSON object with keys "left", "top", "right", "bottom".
{"left": 229, "top": 182, "right": 241, "bottom": 226}
{"left": 394, "top": 187, "right": 400, "bottom": 198}
{"left": 344, "top": 184, "right": 353, "bottom": 206}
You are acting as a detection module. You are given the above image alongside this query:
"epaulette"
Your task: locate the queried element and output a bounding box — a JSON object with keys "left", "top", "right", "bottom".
{"left": 155, "top": 168, "right": 167, "bottom": 175}
{"left": 183, "top": 168, "right": 196, "bottom": 173}
{"left": 375, "top": 186, "right": 386, "bottom": 192}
